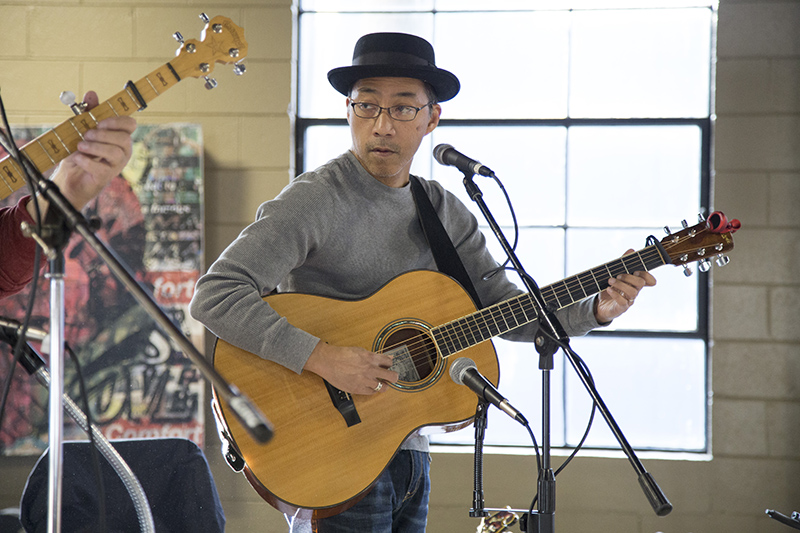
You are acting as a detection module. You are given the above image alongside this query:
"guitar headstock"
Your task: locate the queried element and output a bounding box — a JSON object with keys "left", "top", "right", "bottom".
{"left": 170, "top": 14, "right": 248, "bottom": 87}
{"left": 660, "top": 211, "right": 740, "bottom": 275}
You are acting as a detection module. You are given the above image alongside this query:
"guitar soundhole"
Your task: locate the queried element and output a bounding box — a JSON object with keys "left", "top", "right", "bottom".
{"left": 383, "top": 327, "right": 438, "bottom": 385}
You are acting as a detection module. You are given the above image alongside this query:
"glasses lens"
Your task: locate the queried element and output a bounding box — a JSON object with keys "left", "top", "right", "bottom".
{"left": 353, "top": 103, "right": 378, "bottom": 118}
{"left": 389, "top": 106, "right": 418, "bottom": 121}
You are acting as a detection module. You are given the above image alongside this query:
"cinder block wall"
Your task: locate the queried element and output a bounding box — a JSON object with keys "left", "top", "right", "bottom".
{"left": 1, "top": 1, "right": 798, "bottom": 532}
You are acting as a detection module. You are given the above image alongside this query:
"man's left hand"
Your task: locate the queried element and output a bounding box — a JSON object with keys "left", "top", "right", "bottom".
{"left": 594, "top": 249, "right": 657, "bottom": 324}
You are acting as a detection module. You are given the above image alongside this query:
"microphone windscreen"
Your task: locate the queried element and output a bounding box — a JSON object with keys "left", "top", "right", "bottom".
{"left": 433, "top": 143, "right": 453, "bottom": 165}
{"left": 448, "top": 357, "right": 476, "bottom": 386}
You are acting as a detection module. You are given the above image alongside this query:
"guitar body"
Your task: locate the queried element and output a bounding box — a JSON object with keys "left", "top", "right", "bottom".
{"left": 212, "top": 270, "right": 499, "bottom": 515}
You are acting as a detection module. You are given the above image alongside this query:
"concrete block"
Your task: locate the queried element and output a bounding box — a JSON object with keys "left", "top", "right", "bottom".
{"left": 713, "top": 172, "right": 769, "bottom": 227}
{"left": 30, "top": 7, "right": 133, "bottom": 58}
{"left": 712, "top": 285, "right": 769, "bottom": 340}
{"left": 768, "top": 173, "right": 800, "bottom": 227}
{"left": 718, "top": 3, "right": 800, "bottom": 58}
{"left": 712, "top": 399, "right": 769, "bottom": 456}
{"left": 771, "top": 286, "right": 800, "bottom": 341}
{"left": 715, "top": 116, "right": 800, "bottom": 171}
{"left": 713, "top": 341, "right": 800, "bottom": 401}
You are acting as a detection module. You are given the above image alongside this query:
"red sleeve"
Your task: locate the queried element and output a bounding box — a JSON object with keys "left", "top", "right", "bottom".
{"left": 0, "top": 196, "right": 38, "bottom": 299}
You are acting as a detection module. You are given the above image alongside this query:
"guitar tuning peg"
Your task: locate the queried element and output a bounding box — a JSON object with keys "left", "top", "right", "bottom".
{"left": 199, "top": 13, "right": 210, "bottom": 23}
{"left": 681, "top": 219, "right": 689, "bottom": 229}
{"left": 204, "top": 76, "right": 218, "bottom": 90}
{"left": 173, "top": 31, "right": 184, "bottom": 44}
{"left": 698, "top": 259, "right": 711, "bottom": 273}
{"left": 682, "top": 265, "right": 693, "bottom": 277}
{"left": 59, "top": 91, "right": 87, "bottom": 116}
{"left": 233, "top": 63, "right": 246, "bottom": 76}
{"left": 716, "top": 255, "right": 730, "bottom": 267}
{"left": 664, "top": 226, "right": 671, "bottom": 235}
{"left": 60, "top": 90, "right": 76, "bottom": 106}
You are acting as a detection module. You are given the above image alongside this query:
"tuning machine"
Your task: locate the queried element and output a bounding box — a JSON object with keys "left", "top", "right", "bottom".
{"left": 203, "top": 76, "right": 218, "bottom": 90}
{"left": 59, "top": 91, "right": 88, "bottom": 116}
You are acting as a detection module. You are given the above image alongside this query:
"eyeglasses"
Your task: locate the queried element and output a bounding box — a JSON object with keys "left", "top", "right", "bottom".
{"left": 350, "top": 101, "right": 433, "bottom": 122}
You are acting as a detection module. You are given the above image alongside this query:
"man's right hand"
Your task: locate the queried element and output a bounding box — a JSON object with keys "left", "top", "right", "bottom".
{"left": 304, "top": 341, "right": 398, "bottom": 395}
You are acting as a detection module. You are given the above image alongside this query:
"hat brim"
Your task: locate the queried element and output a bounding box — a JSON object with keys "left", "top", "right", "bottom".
{"left": 327, "top": 64, "right": 460, "bottom": 102}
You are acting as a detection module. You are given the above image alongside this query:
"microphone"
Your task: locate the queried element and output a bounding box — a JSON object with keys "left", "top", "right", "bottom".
{"left": 0, "top": 317, "right": 49, "bottom": 343}
{"left": 449, "top": 357, "right": 527, "bottom": 425}
{"left": 433, "top": 144, "right": 495, "bottom": 177}
{"left": 0, "top": 318, "right": 48, "bottom": 376}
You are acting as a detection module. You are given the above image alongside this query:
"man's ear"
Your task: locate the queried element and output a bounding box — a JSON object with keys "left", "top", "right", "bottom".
{"left": 345, "top": 97, "right": 353, "bottom": 125}
{"left": 425, "top": 103, "right": 441, "bottom": 134}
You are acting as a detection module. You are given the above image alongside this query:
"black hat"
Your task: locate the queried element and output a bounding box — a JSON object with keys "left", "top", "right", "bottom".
{"left": 327, "top": 32, "right": 460, "bottom": 102}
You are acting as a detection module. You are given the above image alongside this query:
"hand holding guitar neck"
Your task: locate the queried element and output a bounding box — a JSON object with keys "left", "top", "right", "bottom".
{"left": 25, "top": 92, "right": 136, "bottom": 220}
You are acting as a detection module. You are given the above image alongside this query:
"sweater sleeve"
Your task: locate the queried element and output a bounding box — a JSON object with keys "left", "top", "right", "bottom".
{"left": 189, "top": 179, "right": 333, "bottom": 374}
{"left": 0, "top": 196, "right": 38, "bottom": 299}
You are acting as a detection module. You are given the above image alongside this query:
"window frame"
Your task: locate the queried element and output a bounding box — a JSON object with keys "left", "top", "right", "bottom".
{"left": 294, "top": 6, "right": 714, "bottom": 455}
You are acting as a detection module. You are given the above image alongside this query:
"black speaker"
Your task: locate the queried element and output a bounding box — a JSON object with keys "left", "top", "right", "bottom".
{"left": 20, "top": 438, "right": 225, "bottom": 533}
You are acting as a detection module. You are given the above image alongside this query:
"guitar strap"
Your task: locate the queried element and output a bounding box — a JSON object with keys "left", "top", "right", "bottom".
{"left": 409, "top": 175, "right": 483, "bottom": 309}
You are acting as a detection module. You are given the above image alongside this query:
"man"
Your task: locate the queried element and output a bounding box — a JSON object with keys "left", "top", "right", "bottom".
{"left": 190, "top": 33, "right": 655, "bottom": 532}
{"left": 0, "top": 91, "right": 136, "bottom": 298}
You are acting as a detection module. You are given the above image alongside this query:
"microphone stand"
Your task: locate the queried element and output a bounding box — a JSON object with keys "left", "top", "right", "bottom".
{"left": 16, "top": 154, "right": 274, "bottom": 533}
{"left": 458, "top": 171, "right": 671, "bottom": 533}
{"left": 33, "top": 194, "right": 71, "bottom": 533}
{"left": 469, "top": 399, "right": 490, "bottom": 518}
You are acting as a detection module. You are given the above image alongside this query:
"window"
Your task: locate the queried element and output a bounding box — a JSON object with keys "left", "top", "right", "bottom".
{"left": 297, "top": 2, "right": 715, "bottom": 453}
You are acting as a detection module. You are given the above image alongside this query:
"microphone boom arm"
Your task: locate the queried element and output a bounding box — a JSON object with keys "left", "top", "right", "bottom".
{"left": 450, "top": 164, "right": 672, "bottom": 530}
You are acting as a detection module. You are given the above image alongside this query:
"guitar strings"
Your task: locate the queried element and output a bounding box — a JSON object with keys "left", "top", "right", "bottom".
{"left": 373, "top": 233, "right": 703, "bottom": 373}
{"left": 376, "top": 246, "right": 668, "bottom": 369}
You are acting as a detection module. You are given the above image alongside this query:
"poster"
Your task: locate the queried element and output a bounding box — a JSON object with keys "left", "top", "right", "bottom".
{"left": 0, "top": 123, "right": 205, "bottom": 456}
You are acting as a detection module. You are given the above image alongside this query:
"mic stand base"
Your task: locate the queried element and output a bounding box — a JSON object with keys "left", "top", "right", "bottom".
{"left": 469, "top": 400, "right": 489, "bottom": 518}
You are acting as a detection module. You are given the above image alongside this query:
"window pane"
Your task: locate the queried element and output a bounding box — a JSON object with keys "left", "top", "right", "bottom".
{"left": 566, "top": 125, "right": 703, "bottom": 228}
{"left": 302, "top": 0, "right": 433, "bottom": 11}
{"left": 303, "top": 125, "right": 350, "bottom": 172}
{"left": 569, "top": 8, "right": 712, "bottom": 118}
{"left": 485, "top": 228, "right": 566, "bottom": 292}
{"left": 566, "top": 228, "right": 700, "bottom": 332}
{"left": 429, "top": 126, "right": 567, "bottom": 226}
{"left": 430, "top": 337, "right": 567, "bottom": 448}
{"left": 434, "top": 12, "right": 570, "bottom": 119}
{"left": 435, "top": 1, "right": 714, "bottom": 9}
{"left": 299, "top": 13, "right": 434, "bottom": 118}
{"left": 565, "top": 336, "right": 707, "bottom": 451}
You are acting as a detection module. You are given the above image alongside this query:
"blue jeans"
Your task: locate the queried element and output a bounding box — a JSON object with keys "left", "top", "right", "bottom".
{"left": 312, "top": 450, "right": 431, "bottom": 533}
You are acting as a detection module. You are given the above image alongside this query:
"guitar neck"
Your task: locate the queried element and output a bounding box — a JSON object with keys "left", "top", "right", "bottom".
{"left": 0, "top": 62, "right": 181, "bottom": 200}
{"left": 433, "top": 244, "right": 667, "bottom": 357}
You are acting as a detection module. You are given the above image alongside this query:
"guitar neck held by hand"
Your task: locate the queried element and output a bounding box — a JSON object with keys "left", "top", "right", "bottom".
{"left": 0, "top": 13, "right": 247, "bottom": 200}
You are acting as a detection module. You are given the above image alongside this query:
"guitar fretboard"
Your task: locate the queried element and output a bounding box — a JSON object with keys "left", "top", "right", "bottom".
{"left": 432, "top": 245, "right": 667, "bottom": 357}
{"left": 0, "top": 63, "right": 181, "bottom": 199}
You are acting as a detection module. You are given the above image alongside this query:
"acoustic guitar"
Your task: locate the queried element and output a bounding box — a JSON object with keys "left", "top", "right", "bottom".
{"left": 0, "top": 14, "right": 247, "bottom": 200}
{"left": 212, "top": 212, "right": 739, "bottom": 518}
